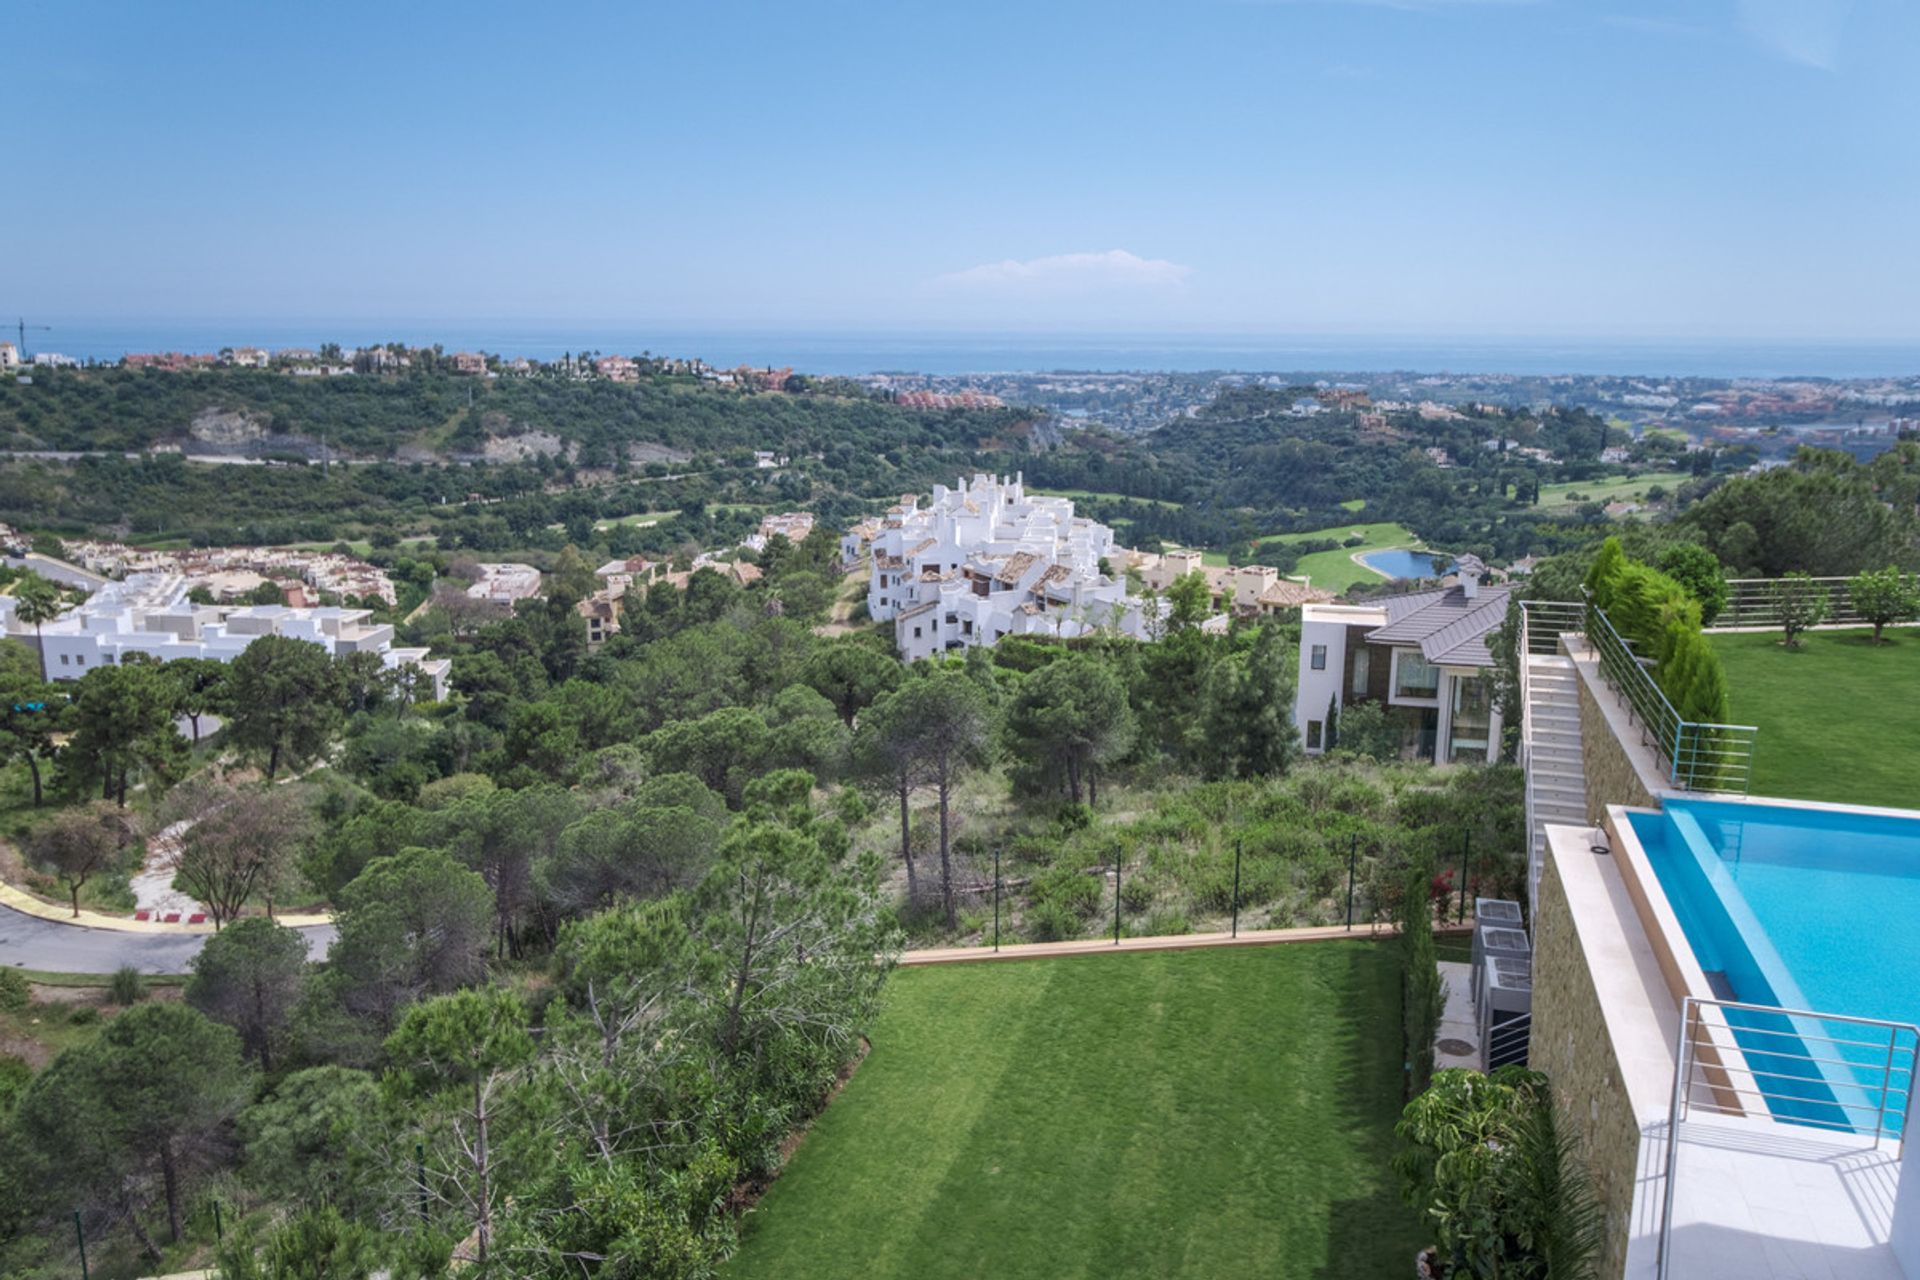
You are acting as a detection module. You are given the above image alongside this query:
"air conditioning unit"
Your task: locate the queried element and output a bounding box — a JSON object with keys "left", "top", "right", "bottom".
{"left": 1472, "top": 926, "right": 1532, "bottom": 1010}
{"left": 1479, "top": 956, "right": 1533, "bottom": 1070}
{"left": 1471, "top": 897, "right": 1526, "bottom": 1005}
{"left": 1475, "top": 897, "right": 1523, "bottom": 928}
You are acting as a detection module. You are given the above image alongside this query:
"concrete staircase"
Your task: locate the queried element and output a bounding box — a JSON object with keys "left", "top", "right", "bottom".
{"left": 1524, "top": 654, "right": 1588, "bottom": 909}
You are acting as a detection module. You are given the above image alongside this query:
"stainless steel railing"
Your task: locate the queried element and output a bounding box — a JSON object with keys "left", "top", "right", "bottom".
{"left": 1657, "top": 995, "right": 1920, "bottom": 1276}
{"left": 1580, "top": 593, "right": 1757, "bottom": 793}
{"left": 1519, "top": 598, "right": 1583, "bottom": 656}
{"left": 1718, "top": 576, "right": 1860, "bottom": 629}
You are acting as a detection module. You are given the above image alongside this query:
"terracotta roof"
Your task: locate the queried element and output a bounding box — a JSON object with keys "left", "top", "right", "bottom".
{"left": 896, "top": 600, "right": 937, "bottom": 621}
{"left": 1036, "top": 563, "right": 1073, "bottom": 587}
{"left": 907, "top": 537, "right": 937, "bottom": 556}
{"left": 1257, "top": 580, "right": 1335, "bottom": 608}
{"left": 996, "top": 551, "right": 1039, "bottom": 584}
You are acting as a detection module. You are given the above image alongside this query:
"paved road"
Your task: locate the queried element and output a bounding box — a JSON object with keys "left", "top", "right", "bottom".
{"left": 18, "top": 551, "right": 109, "bottom": 591}
{"left": 0, "top": 903, "right": 335, "bottom": 975}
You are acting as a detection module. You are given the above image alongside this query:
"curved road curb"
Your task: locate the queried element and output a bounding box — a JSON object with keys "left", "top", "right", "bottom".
{"left": 0, "top": 895, "right": 335, "bottom": 976}
{"left": 0, "top": 882, "right": 329, "bottom": 933}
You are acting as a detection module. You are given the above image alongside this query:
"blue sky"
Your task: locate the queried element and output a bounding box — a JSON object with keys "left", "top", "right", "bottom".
{"left": 7, "top": 0, "right": 1915, "bottom": 338}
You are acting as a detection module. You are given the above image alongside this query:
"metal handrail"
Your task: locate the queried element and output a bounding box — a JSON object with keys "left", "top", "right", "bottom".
{"left": 1657, "top": 995, "right": 1920, "bottom": 1278}
{"left": 1713, "top": 575, "right": 1920, "bottom": 631}
{"left": 1579, "top": 591, "right": 1758, "bottom": 792}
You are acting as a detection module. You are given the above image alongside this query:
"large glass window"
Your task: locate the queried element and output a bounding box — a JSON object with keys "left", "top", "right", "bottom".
{"left": 1310, "top": 643, "right": 1327, "bottom": 671}
{"left": 1350, "top": 647, "right": 1371, "bottom": 697}
{"left": 1448, "top": 675, "right": 1493, "bottom": 763}
{"left": 1395, "top": 651, "right": 1440, "bottom": 699}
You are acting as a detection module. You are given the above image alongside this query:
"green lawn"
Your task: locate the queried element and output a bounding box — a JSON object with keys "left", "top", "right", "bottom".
{"left": 1712, "top": 627, "right": 1920, "bottom": 808}
{"left": 1256, "top": 522, "right": 1424, "bottom": 592}
{"left": 727, "top": 943, "right": 1420, "bottom": 1279}
{"left": 1032, "top": 487, "right": 1184, "bottom": 511}
{"left": 1533, "top": 470, "right": 1691, "bottom": 513}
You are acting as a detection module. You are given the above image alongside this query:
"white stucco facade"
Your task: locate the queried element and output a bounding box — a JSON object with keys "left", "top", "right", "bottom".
{"left": 851, "top": 473, "right": 1164, "bottom": 660}
{"left": 1, "top": 572, "right": 450, "bottom": 699}
{"left": 1296, "top": 570, "right": 1508, "bottom": 764}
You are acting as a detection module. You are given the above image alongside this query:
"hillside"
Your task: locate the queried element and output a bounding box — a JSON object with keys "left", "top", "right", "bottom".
{"left": 0, "top": 367, "right": 1029, "bottom": 468}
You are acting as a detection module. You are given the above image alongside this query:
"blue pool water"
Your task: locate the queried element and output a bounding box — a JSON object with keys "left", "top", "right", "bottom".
{"left": 1629, "top": 799, "right": 1920, "bottom": 1131}
{"left": 1359, "top": 548, "right": 1451, "bottom": 580}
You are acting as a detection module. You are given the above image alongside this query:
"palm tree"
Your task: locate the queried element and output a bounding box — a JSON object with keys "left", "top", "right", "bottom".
{"left": 12, "top": 576, "right": 64, "bottom": 682}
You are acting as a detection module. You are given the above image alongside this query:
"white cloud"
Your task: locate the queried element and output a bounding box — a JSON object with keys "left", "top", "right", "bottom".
{"left": 932, "top": 250, "right": 1192, "bottom": 296}
{"left": 1738, "top": 0, "right": 1853, "bottom": 70}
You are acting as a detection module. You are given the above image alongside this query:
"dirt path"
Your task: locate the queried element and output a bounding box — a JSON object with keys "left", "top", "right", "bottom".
{"left": 814, "top": 564, "right": 871, "bottom": 638}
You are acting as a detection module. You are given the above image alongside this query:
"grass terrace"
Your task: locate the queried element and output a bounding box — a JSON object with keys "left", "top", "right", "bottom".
{"left": 728, "top": 942, "right": 1420, "bottom": 1279}
{"left": 1532, "top": 470, "right": 1692, "bottom": 513}
{"left": 1711, "top": 626, "right": 1920, "bottom": 808}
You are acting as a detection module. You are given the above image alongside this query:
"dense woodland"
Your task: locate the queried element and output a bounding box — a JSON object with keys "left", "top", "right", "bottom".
{"left": 0, "top": 367, "right": 1748, "bottom": 565}
{"left": 0, "top": 363, "right": 1918, "bottom": 1273}
{"left": 0, "top": 502, "right": 1544, "bottom": 1277}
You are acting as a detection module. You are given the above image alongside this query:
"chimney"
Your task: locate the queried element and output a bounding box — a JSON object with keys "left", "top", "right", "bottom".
{"left": 1455, "top": 553, "right": 1486, "bottom": 599}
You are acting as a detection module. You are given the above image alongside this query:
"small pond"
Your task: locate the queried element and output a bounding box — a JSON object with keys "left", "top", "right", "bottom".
{"left": 1359, "top": 548, "right": 1452, "bottom": 580}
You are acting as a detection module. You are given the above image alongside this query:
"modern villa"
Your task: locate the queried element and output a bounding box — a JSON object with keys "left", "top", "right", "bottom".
{"left": 1294, "top": 555, "right": 1509, "bottom": 763}
{"left": 1502, "top": 593, "right": 1920, "bottom": 1279}
{"left": 844, "top": 472, "right": 1165, "bottom": 661}
{"left": 0, "top": 571, "right": 450, "bottom": 698}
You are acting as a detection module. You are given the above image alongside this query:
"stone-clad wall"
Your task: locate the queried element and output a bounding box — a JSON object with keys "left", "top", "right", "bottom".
{"left": 1578, "top": 674, "right": 1657, "bottom": 824}
{"left": 1531, "top": 852, "right": 1643, "bottom": 1280}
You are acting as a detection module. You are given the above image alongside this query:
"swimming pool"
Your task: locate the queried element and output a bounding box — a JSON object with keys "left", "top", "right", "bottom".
{"left": 1359, "top": 548, "right": 1451, "bottom": 580}
{"left": 1628, "top": 797, "right": 1920, "bottom": 1131}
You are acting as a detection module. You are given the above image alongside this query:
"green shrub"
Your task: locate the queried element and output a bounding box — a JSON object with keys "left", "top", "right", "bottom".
{"left": 109, "top": 965, "right": 147, "bottom": 1006}
{"left": 1395, "top": 1068, "right": 1604, "bottom": 1280}
{"left": 1030, "top": 866, "right": 1103, "bottom": 918}
{"left": 67, "top": 1005, "right": 99, "bottom": 1026}
{"left": 1120, "top": 874, "right": 1154, "bottom": 913}
{"left": 1008, "top": 834, "right": 1061, "bottom": 867}
{"left": 0, "top": 1053, "right": 29, "bottom": 1114}
{"left": 0, "top": 968, "right": 27, "bottom": 1013}
{"left": 1025, "top": 899, "right": 1082, "bottom": 942}
{"left": 1141, "top": 909, "right": 1191, "bottom": 936}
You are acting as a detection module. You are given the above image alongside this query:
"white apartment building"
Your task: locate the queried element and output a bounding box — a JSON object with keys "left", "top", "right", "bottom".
{"left": 0, "top": 573, "right": 450, "bottom": 699}
{"left": 466, "top": 563, "right": 542, "bottom": 604}
{"left": 852, "top": 472, "right": 1164, "bottom": 661}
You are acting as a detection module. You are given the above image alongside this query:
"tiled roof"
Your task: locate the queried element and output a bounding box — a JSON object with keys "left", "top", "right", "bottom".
{"left": 1366, "top": 584, "right": 1514, "bottom": 668}
{"left": 996, "top": 551, "right": 1039, "bottom": 584}
{"left": 1258, "top": 579, "right": 1336, "bottom": 608}
{"left": 896, "top": 600, "right": 937, "bottom": 621}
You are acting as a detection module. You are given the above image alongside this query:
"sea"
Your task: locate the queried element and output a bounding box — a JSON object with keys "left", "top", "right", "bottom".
{"left": 16, "top": 322, "right": 1920, "bottom": 381}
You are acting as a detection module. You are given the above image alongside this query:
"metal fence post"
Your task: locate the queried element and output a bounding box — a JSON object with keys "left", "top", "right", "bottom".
{"left": 1231, "top": 840, "right": 1242, "bottom": 939}
{"left": 1113, "top": 846, "right": 1122, "bottom": 945}
{"left": 1457, "top": 831, "right": 1470, "bottom": 923}
{"left": 1345, "top": 834, "right": 1357, "bottom": 930}
{"left": 993, "top": 846, "right": 1001, "bottom": 953}
{"left": 74, "top": 1211, "right": 88, "bottom": 1280}
{"left": 417, "top": 1141, "right": 428, "bottom": 1224}
{"left": 214, "top": 1198, "right": 223, "bottom": 1242}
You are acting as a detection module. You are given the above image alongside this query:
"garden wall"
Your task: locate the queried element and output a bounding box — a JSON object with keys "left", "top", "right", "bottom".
{"left": 1574, "top": 651, "right": 1660, "bottom": 822}
{"left": 1530, "top": 846, "right": 1643, "bottom": 1280}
